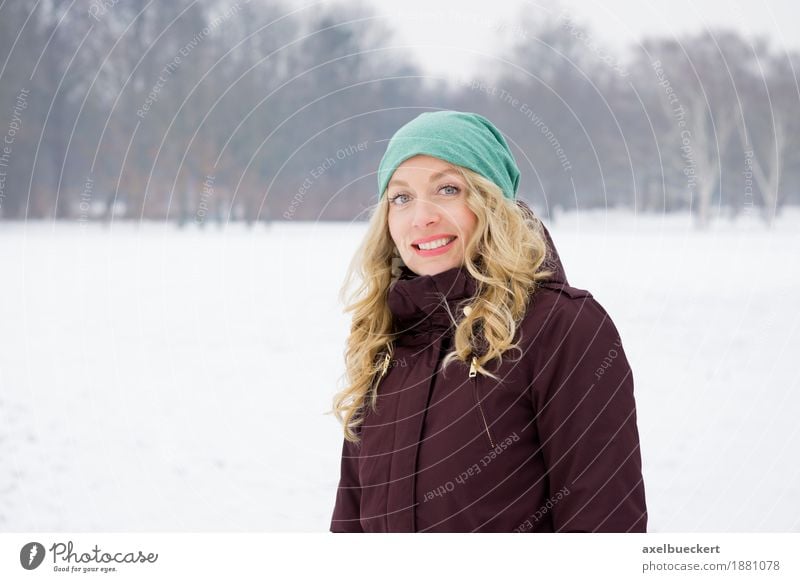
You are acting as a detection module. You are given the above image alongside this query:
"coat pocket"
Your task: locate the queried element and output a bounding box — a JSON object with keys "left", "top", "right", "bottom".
{"left": 469, "top": 356, "right": 496, "bottom": 450}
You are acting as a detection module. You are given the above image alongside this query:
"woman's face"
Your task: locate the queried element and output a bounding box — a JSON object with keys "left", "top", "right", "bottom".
{"left": 386, "top": 155, "right": 478, "bottom": 276}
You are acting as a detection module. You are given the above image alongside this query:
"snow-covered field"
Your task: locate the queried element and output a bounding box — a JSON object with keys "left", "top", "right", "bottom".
{"left": 1, "top": 208, "right": 798, "bottom": 532}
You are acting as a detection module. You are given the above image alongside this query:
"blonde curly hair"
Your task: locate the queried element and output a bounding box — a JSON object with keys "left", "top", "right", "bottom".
{"left": 330, "top": 164, "right": 554, "bottom": 442}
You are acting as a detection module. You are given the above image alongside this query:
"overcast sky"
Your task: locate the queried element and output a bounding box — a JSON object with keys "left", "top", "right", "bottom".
{"left": 318, "top": 0, "right": 800, "bottom": 80}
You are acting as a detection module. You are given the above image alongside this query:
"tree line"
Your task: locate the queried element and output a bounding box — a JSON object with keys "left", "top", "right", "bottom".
{"left": 1, "top": 0, "right": 797, "bottom": 227}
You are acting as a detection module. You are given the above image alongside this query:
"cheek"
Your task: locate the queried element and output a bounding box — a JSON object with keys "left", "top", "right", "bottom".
{"left": 454, "top": 206, "right": 478, "bottom": 240}
{"left": 387, "top": 213, "right": 403, "bottom": 246}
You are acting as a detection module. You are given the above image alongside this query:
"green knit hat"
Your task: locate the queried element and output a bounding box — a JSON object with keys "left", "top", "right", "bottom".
{"left": 377, "top": 110, "right": 520, "bottom": 200}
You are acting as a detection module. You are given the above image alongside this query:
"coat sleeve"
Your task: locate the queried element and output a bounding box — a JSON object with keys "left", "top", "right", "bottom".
{"left": 531, "top": 295, "right": 647, "bottom": 532}
{"left": 329, "top": 435, "right": 364, "bottom": 533}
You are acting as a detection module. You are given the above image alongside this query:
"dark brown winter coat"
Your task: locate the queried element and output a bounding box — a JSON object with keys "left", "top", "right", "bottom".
{"left": 330, "top": 210, "right": 647, "bottom": 532}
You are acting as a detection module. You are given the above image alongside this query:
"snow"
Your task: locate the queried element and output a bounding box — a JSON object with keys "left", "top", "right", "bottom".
{"left": 0, "top": 208, "right": 798, "bottom": 532}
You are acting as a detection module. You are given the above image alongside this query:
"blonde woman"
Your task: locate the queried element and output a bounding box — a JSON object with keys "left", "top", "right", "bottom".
{"left": 330, "top": 110, "right": 646, "bottom": 532}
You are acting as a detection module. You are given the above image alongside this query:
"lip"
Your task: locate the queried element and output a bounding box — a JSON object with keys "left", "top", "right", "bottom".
{"left": 411, "top": 235, "right": 457, "bottom": 257}
{"left": 411, "top": 234, "right": 457, "bottom": 245}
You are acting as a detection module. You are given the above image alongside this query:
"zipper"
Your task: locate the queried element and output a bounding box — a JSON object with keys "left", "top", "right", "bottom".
{"left": 470, "top": 356, "right": 495, "bottom": 449}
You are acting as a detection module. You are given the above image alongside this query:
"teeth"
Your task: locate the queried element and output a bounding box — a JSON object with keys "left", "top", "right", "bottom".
{"left": 417, "top": 237, "right": 454, "bottom": 250}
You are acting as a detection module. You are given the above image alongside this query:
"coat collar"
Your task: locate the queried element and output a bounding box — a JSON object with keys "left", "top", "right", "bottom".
{"left": 387, "top": 265, "right": 477, "bottom": 336}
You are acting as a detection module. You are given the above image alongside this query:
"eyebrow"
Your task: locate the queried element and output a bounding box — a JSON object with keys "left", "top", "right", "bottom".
{"left": 387, "top": 169, "right": 460, "bottom": 188}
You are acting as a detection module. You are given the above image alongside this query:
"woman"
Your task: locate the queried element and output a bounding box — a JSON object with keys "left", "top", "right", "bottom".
{"left": 329, "top": 110, "right": 647, "bottom": 533}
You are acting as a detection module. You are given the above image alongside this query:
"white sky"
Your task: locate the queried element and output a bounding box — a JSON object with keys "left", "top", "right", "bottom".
{"left": 317, "top": 0, "right": 800, "bottom": 80}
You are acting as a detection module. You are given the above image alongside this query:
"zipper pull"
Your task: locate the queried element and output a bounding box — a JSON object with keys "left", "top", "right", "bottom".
{"left": 380, "top": 350, "right": 392, "bottom": 376}
{"left": 469, "top": 356, "right": 478, "bottom": 378}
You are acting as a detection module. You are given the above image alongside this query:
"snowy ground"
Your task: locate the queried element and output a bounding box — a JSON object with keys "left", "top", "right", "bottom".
{"left": 0, "top": 208, "right": 798, "bottom": 532}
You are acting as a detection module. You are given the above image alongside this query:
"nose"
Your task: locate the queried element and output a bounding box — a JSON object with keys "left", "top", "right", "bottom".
{"left": 411, "top": 198, "right": 441, "bottom": 229}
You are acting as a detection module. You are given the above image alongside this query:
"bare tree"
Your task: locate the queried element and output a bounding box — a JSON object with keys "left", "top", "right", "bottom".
{"left": 637, "top": 32, "right": 747, "bottom": 228}
{"left": 737, "top": 49, "right": 800, "bottom": 226}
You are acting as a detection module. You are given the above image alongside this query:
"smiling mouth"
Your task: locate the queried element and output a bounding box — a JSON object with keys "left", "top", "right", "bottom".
{"left": 412, "top": 236, "right": 457, "bottom": 251}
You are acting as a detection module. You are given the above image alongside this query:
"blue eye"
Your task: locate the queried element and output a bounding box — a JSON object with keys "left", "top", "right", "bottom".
{"left": 389, "top": 193, "right": 410, "bottom": 206}
{"left": 389, "top": 184, "right": 460, "bottom": 206}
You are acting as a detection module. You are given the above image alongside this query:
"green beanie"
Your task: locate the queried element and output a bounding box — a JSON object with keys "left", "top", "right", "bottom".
{"left": 377, "top": 110, "right": 520, "bottom": 200}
